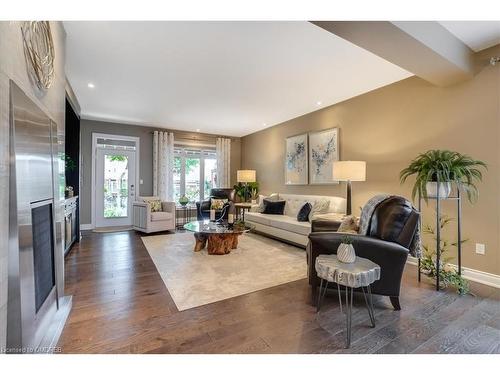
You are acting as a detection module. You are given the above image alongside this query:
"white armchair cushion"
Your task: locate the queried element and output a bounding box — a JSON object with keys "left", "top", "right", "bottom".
{"left": 150, "top": 211, "right": 174, "bottom": 222}
{"left": 161, "top": 201, "right": 176, "bottom": 212}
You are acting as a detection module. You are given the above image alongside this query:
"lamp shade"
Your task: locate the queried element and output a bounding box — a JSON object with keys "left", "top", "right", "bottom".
{"left": 237, "top": 169, "right": 256, "bottom": 183}
{"left": 332, "top": 161, "right": 366, "bottom": 182}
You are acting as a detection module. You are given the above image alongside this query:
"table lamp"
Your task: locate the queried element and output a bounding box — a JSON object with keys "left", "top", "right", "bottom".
{"left": 332, "top": 161, "right": 366, "bottom": 215}
{"left": 237, "top": 170, "right": 256, "bottom": 202}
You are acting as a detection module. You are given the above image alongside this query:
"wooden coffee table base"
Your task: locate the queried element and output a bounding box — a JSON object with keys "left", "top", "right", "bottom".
{"left": 193, "top": 233, "right": 240, "bottom": 255}
{"left": 193, "top": 233, "right": 207, "bottom": 252}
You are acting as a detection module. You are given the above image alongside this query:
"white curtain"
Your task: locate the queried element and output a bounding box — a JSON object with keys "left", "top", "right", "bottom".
{"left": 153, "top": 131, "right": 175, "bottom": 201}
{"left": 216, "top": 137, "right": 231, "bottom": 188}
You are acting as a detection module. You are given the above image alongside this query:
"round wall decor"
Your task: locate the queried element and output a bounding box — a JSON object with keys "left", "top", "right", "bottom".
{"left": 21, "top": 21, "right": 55, "bottom": 90}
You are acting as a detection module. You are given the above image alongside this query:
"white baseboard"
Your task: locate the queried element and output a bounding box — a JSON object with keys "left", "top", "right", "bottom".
{"left": 407, "top": 256, "right": 500, "bottom": 289}
{"left": 80, "top": 224, "right": 93, "bottom": 231}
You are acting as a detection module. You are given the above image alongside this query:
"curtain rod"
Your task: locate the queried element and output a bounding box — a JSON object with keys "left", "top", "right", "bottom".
{"left": 175, "top": 140, "right": 216, "bottom": 148}
{"left": 149, "top": 130, "right": 234, "bottom": 140}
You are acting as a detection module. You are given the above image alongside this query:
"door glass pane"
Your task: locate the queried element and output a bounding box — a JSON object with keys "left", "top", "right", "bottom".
{"left": 185, "top": 158, "right": 200, "bottom": 203}
{"left": 173, "top": 156, "right": 181, "bottom": 203}
{"left": 104, "top": 154, "right": 128, "bottom": 218}
{"left": 204, "top": 158, "right": 217, "bottom": 198}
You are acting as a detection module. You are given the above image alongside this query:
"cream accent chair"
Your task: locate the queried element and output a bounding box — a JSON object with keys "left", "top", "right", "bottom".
{"left": 133, "top": 196, "right": 176, "bottom": 233}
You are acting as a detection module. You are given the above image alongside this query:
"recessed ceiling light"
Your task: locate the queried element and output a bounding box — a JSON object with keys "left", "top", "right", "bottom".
{"left": 262, "top": 123, "right": 267, "bottom": 127}
{"left": 87, "top": 83, "right": 95, "bottom": 88}
{"left": 316, "top": 101, "right": 322, "bottom": 106}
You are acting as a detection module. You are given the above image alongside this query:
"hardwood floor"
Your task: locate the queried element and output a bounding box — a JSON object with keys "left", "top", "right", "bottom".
{"left": 58, "top": 230, "right": 500, "bottom": 354}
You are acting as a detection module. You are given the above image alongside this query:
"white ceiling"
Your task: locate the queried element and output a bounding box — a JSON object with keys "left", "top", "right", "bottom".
{"left": 440, "top": 21, "right": 500, "bottom": 52}
{"left": 64, "top": 21, "right": 414, "bottom": 137}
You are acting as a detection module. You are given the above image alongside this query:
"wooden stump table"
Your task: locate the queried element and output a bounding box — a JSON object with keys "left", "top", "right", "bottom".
{"left": 184, "top": 220, "right": 254, "bottom": 255}
{"left": 193, "top": 232, "right": 239, "bottom": 254}
{"left": 206, "top": 233, "right": 239, "bottom": 255}
{"left": 193, "top": 233, "right": 207, "bottom": 252}
{"left": 315, "top": 255, "right": 381, "bottom": 348}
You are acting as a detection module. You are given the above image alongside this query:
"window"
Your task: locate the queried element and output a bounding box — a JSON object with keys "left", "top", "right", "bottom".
{"left": 174, "top": 147, "right": 217, "bottom": 203}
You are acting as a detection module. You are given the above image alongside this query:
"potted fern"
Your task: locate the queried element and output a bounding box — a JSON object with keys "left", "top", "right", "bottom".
{"left": 421, "top": 215, "right": 469, "bottom": 295}
{"left": 400, "top": 150, "right": 486, "bottom": 202}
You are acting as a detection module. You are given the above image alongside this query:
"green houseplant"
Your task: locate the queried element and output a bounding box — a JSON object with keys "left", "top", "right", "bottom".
{"left": 421, "top": 215, "right": 469, "bottom": 295}
{"left": 400, "top": 150, "right": 486, "bottom": 203}
{"left": 233, "top": 182, "right": 259, "bottom": 202}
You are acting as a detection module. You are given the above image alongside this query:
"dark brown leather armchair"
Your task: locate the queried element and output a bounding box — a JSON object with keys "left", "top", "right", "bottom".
{"left": 308, "top": 196, "right": 420, "bottom": 310}
{"left": 196, "top": 188, "right": 235, "bottom": 221}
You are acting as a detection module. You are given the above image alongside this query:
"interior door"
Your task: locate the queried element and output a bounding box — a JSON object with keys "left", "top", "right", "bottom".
{"left": 95, "top": 149, "right": 136, "bottom": 227}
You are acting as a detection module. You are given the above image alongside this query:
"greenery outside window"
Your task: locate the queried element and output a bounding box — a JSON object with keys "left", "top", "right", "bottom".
{"left": 174, "top": 147, "right": 217, "bottom": 203}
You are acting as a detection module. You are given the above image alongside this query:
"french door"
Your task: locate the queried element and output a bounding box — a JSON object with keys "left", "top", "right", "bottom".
{"left": 95, "top": 148, "right": 137, "bottom": 227}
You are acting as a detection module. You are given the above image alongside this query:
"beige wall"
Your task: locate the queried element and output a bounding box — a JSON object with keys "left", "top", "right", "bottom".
{"left": 242, "top": 47, "right": 500, "bottom": 276}
{"left": 0, "top": 21, "right": 67, "bottom": 350}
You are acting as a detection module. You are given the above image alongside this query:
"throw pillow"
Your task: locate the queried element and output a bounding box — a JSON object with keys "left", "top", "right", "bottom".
{"left": 297, "top": 202, "right": 312, "bottom": 222}
{"left": 337, "top": 215, "right": 360, "bottom": 234}
{"left": 252, "top": 193, "right": 279, "bottom": 213}
{"left": 308, "top": 198, "right": 331, "bottom": 222}
{"left": 210, "top": 198, "right": 228, "bottom": 210}
{"left": 262, "top": 199, "right": 286, "bottom": 215}
{"left": 148, "top": 200, "right": 162, "bottom": 212}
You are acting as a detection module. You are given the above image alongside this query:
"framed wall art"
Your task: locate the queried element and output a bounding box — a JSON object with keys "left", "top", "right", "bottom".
{"left": 285, "top": 133, "right": 308, "bottom": 185}
{"left": 308, "top": 127, "right": 339, "bottom": 184}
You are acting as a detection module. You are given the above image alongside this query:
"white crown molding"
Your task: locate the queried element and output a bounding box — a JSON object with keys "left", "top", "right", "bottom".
{"left": 407, "top": 256, "right": 500, "bottom": 289}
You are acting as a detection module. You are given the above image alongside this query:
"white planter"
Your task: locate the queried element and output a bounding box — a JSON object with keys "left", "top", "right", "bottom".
{"left": 337, "top": 243, "right": 356, "bottom": 263}
{"left": 426, "top": 182, "right": 451, "bottom": 199}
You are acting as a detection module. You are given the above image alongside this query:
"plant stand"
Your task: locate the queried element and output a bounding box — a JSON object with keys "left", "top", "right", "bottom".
{"left": 418, "top": 184, "right": 462, "bottom": 291}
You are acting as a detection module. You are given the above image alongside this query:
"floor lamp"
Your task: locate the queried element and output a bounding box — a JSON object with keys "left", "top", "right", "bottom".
{"left": 332, "top": 161, "right": 366, "bottom": 215}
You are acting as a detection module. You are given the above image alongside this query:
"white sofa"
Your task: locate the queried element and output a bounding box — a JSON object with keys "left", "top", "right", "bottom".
{"left": 132, "top": 196, "right": 176, "bottom": 233}
{"left": 245, "top": 193, "right": 346, "bottom": 247}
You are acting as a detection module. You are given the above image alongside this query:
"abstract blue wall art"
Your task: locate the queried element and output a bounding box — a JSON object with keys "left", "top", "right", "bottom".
{"left": 285, "top": 133, "right": 308, "bottom": 185}
{"left": 309, "top": 128, "right": 339, "bottom": 184}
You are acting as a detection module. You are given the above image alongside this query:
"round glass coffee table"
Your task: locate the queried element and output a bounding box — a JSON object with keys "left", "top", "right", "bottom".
{"left": 183, "top": 220, "right": 255, "bottom": 255}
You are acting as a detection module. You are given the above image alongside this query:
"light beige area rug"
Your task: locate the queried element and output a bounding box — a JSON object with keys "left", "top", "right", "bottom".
{"left": 142, "top": 232, "right": 307, "bottom": 311}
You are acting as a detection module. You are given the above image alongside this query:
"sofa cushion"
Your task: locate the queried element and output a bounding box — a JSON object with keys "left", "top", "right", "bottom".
{"left": 262, "top": 199, "right": 286, "bottom": 215}
{"left": 267, "top": 215, "right": 311, "bottom": 236}
{"left": 246, "top": 212, "right": 311, "bottom": 236}
{"left": 310, "top": 212, "right": 345, "bottom": 222}
{"left": 309, "top": 198, "right": 331, "bottom": 222}
{"left": 279, "top": 194, "right": 346, "bottom": 216}
{"left": 282, "top": 196, "right": 310, "bottom": 217}
{"left": 245, "top": 212, "right": 272, "bottom": 226}
{"left": 297, "top": 203, "right": 312, "bottom": 222}
{"left": 151, "top": 212, "right": 173, "bottom": 222}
